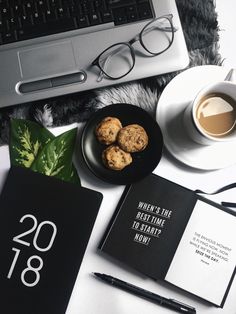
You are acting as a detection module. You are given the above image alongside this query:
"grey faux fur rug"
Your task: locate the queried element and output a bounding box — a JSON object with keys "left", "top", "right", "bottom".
{"left": 0, "top": 0, "right": 222, "bottom": 145}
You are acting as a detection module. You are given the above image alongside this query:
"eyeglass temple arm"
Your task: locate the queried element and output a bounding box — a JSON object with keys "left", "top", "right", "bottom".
{"left": 160, "top": 13, "right": 177, "bottom": 29}
{"left": 142, "top": 23, "right": 178, "bottom": 34}
{"left": 129, "top": 20, "right": 177, "bottom": 46}
{"left": 91, "top": 55, "right": 105, "bottom": 82}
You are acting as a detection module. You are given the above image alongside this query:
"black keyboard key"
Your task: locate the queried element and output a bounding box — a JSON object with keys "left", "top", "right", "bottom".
{"left": 49, "top": 0, "right": 57, "bottom": 9}
{"left": 100, "top": 0, "right": 108, "bottom": 10}
{"left": 108, "top": 0, "right": 136, "bottom": 8}
{"left": 137, "top": 2, "right": 152, "bottom": 19}
{"left": 69, "top": 5, "right": 81, "bottom": 17}
{"left": 0, "top": 18, "right": 8, "bottom": 33}
{"left": 80, "top": 2, "right": 89, "bottom": 14}
{"left": 18, "top": 18, "right": 76, "bottom": 40}
{"left": 36, "top": 0, "right": 48, "bottom": 13}
{"left": 126, "top": 5, "right": 136, "bottom": 12}
{"left": 13, "top": 4, "right": 23, "bottom": 15}
{"left": 63, "top": 0, "right": 74, "bottom": 6}
{"left": 112, "top": 8, "right": 127, "bottom": 25}
{"left": 2, "top": 30, "right": 17, "bottom": 43}
{"left": 88, "top": 2, "right": 95, "bottom": 13}
{"left": 127, "top": 11, "right": 138, "bottom": 22}
{"left": 8, "top": 16, "right": 21, "bottom": 30}
{"left": 1, "top": 6, "right": 11, "bottom": 19}
{"left": 32, "top": 12, "right": 45, "bottom": 25}
{"left": 57, "top": 6, "right": 70, "bottom": 18}
{"left": 20, "top": 15, "right": 33, "bottom": 28}
{"left": 24, "top": 2, "right": 34, "bottom": 14}
{"left": 89, "top": 11, "right": 101, "bottom": 25}
{"left": 36, "top": 0, "right": 48, "bottom": 6}
{"left": 101, "top": 10, "right": 113, "bottom": 23}
{"left": 77, "top": 15, "right": 89, "bottom": 28}
{"left": 94, "top": 0, "right": 102, "bottom": 9}
{"left": 44, "top": 9, "right": 57, "bottom": 21}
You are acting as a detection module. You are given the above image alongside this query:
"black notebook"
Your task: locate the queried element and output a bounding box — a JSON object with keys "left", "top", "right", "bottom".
{"left": 100, "top": 174, "right": 236, "bottom": 307}
{"left": 0, "top": 166, "right": 103, "bottom": 314}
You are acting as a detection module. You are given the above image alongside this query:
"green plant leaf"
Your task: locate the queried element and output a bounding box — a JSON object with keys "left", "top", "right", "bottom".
{"left": 30, "top": 128, "right": 79, "bottom": 183}
{"left": 10, "top": 119, "right": 80, "bottom": 185}
{"left": 10, "top": 119, "right": 54, "bottom": 168}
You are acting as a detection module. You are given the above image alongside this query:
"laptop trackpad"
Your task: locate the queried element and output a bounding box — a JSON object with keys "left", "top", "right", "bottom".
{"left": 18, "top": 42, "right": 77, "bottom": 79}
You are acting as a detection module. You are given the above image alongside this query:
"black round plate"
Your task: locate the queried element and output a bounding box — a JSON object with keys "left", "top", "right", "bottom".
{"left": 81, "top": 104, "right": 163, "bottom": 185}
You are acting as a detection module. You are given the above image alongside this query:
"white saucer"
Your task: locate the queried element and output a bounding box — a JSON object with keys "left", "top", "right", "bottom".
{"left": 156, "top": 65, "right": 236, "bottom": 170}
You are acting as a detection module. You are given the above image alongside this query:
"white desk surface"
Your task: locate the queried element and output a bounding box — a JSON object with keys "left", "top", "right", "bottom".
{"left": 1, "top": 2, "right": 236, "bottom": 313}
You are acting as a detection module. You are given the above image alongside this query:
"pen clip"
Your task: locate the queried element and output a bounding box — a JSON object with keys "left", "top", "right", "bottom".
{"left": 169, "top": 299, "right": 196, "bottom": 312}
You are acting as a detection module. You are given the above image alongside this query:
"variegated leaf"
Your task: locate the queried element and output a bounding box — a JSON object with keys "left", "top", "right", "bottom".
{"left": 30, "top": 128, "right": 78, "bottom": 183}
{"left": 10, "top": 119, "right": 54, "bottom": 168}
{"left": 10, "top": 119, "right": 80, "bottom": 185}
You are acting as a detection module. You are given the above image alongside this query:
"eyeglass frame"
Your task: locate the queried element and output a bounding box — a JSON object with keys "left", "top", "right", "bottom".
{"left": 91, "top": 14, "right": 176, "bottom": 81}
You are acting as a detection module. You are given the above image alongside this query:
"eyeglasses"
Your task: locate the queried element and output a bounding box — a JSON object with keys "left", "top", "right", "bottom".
{"left": 91, "top": 14, "right": 176, "bottom": 82}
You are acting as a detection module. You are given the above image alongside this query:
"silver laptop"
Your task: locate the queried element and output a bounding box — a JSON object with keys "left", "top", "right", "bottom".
{"left": 0, "top": 0, "right": 189, "bottom": 109}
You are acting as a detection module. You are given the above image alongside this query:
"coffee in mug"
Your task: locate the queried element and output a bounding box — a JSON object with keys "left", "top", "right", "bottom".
{"left": 195, "top": 92, "right": 236, "bottom": 137}
{"left": 183, "top": 81, "right": 236, "bottom": 145}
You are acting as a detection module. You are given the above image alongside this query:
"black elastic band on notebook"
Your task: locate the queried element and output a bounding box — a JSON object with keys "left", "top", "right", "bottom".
{"left": 195, "top": 183, "right": 236, "bottom": 208}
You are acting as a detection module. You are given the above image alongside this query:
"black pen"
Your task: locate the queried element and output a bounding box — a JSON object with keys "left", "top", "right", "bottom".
{"left": 93, "top": 273, "right": 196, "bottom": 314}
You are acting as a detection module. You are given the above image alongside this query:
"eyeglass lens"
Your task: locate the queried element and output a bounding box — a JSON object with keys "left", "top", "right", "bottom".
{"left": 141, "top": 17, "right": 173, "bottom": 54}
{"left": 98, "top": 44, "right": 134, "bottom": 79}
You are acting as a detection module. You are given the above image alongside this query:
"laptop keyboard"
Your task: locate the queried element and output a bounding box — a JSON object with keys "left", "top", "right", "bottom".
{"left": 0, "top": 0, "right": 154, "bottom": 46}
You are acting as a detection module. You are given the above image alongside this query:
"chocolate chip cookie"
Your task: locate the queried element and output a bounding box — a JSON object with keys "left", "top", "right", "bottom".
{"left": 102, "top": 145, "right": 132, "bottom": 170}
{"left": 95, "top": 117, "right": 122, "bottom": 145}
{"left": 117, "top": 124, "right": 148, "bottom": 152}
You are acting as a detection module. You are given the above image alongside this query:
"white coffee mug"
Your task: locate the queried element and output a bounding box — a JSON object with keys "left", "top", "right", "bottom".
{"left": 183, "top": 81, "right": 236, "bottom": 145}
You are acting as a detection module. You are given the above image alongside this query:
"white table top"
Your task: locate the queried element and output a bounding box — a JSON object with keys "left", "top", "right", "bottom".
{"left": 1, "top": 2, "right": 236, "bottom": 313}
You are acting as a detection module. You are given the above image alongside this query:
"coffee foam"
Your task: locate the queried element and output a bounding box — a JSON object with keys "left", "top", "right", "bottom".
{"left": 197, "top": 97, "right": 234, "bottom": 118}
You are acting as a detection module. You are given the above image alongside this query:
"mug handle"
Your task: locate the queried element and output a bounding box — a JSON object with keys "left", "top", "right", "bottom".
{"left": 224, "top": 68, "right": 236, "bottom": 82}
